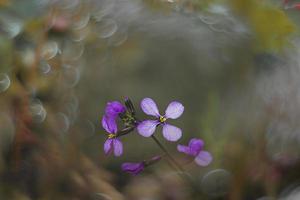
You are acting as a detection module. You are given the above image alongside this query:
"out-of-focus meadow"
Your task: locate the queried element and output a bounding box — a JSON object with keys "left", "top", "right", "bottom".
{"left": 0, "top": 0, "right": 300, "bottom": 199}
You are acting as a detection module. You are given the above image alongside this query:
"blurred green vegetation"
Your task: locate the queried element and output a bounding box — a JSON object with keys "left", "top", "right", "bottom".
{"left": 0, "top": 0, "right": 300, "bottom": 199}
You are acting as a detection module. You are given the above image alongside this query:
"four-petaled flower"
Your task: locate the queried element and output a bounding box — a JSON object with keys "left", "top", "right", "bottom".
{"left": 177, "top": 138, "right": 213, "bottom": 166}
{"left": 102, "top": 101, "right": 126, "bottom": 156}
{"left": 137, "top": 98, "right": 184, "bottom": 141}
{"left": 121, "top": 162, "right": 145, "bottom": 175}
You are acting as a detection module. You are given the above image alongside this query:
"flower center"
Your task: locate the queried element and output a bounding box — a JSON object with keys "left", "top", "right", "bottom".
{"left": 108, "top": 134, "right": 116, "bottom": 139}
{"left": 159, "top": 116, "right": 167, "bottom": 123}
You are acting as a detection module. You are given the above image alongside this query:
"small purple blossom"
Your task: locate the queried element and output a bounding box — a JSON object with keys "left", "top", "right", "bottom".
{"left": 137, "top": 98, "right": 184, "bottom": 142}
{"left": 121, "top": 162, "right": 145, "bottom": 175}
{"left": 102, "top": 113, "right": 123, "bottom": 157}
{"left": 105, "top": 101, "right": 126, "bottom": 117}
{"left": 102, "top": 101, "right": 126, "bottom": 132}
{"left": 122, "top": 155, "right": 161, "bottom": 175}
{"left": 177, "top": 138, "right": 212, "bottom": 166}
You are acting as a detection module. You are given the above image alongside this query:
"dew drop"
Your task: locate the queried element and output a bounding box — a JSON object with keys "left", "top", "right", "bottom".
{"left": 200, "top": 169, "right": 232, "bottom": 197}
{"left": 96, "top": 19, "right": 118, "bottom": 39}
{"left": 62, "top": 66, "right": 81, "bottom": 88}
{"left": 41, "top": 41, "right": 59, "bottom": 60}
{"left": 39, "top": 60, "right": 52, "bottom": 75}
{"left": 72, "top": 12, "right": 90, "bottom": 30}
{"left": 0, "top": 73, "right": 11, "bottom": 93}
{"left": 108, "top": 28, "right": 128, "bottom": 46}
{"left": 61, "top": 41, "right": 84, "bottom": 61}
{"left": 29, "top": 100, "right": 47, "bottom": 123}
{"left": 91, "top": 1, "right": 115, "bottom": 22}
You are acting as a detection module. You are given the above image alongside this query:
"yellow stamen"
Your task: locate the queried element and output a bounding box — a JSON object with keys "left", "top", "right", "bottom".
{"left": 159, "top": 116, "right": 167, "bottom": 123}
{"left": 108, "top": 134, "right": 116, "bottom": 139}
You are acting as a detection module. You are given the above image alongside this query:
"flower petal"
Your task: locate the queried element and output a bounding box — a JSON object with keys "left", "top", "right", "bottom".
{"left": 188, "top": 138, "right": 204, "bottom": 156}
{"left": 121, "top": 162, "right": 144, "bottom": 175}
{"left": 102, "top": 115, "right": 117, "bottom": 133}
{"left": 105, "top": 101, "right": 126, "bottom": 117}
{"left": 137, "top": 120, "right": 159, "bottom": 137}
{"left": 165, "top": 101, "right": 184, "bottom": 119}
{"left": 113, "top": 139, "right": 123, "bottom": 156}
{"left": 177, "top": 144, "right": 192, "bottom": 155}
{"left": 104, "top": 139, "right": 113, "bottom": 155}
{"left": 140, "top": 98, "right": 160, "bottom": 117}
{"left": 194, "top": 151, "right": 213, "bottom": 166}
{"left": 162, "top": 124, "right": 182, "bottom": 141}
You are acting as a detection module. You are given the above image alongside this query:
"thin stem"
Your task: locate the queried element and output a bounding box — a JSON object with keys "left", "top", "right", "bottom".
{"left": 151, "top": 135, "right": 185, "bottom": 172}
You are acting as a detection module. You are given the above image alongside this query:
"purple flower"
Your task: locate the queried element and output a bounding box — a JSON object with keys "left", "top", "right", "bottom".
{"left": 137, "top": 98, "right": 184, "bottom": 141}
{"left": 102, "top": 101, "right": 126, "bottom": 132}
{"left": 177, "top": 138, "right": 212, "bottom": 166}
{"left": 102, "top": 115, "right": 123, "bottom": 157}
{"left": 122, "top": 155, "right": 161, "bottom": 175}
{"left": 121, "top": 162, "right": 145, "bottom": 175}
{"left": 105, "top": 101, "right": 126, "bottom": 117}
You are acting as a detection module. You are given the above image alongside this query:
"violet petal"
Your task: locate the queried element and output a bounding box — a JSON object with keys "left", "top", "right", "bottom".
{"left": 194, "top": 151, "right": 213, "bottom": 166}
{"left": 162, "top": 123, "right": 182, "bottom": 141}
{"left": 104, "top": 139, "right": 113, "bottom": 155}
{"left": 102, "top": 115, "right": 117, "bottom": 133}
{"left": 137, "top": 120, "right": 159, "bottom": 137}
{"left": 140, "top": 98, "right": 160, "bottom": 117}
{"left": 189, "top": 138, "right": 204, "bottom": 156}
{"left": 113, "top": 138, "right": 123, "bottom": 157}
{"left": 177, "top": 144, "right": 192, "bottom": 155}
{"left": 165, "top": 101, "right": 184, "bottom": 119}
{"left": 105, "top": 101, "right": 126, "bottom": 117}
{"left": 122, "top": 162, "right": 144, "bottom": 175}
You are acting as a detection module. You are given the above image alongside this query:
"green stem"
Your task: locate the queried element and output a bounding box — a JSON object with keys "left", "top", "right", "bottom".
{"left": 151, "top": 135, "right": 185, "bottom": 172}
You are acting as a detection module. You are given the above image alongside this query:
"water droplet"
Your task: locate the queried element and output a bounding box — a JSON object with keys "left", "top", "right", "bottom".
{"left": 108, "top": 28, "right": 128, "bottom": 46}
{"left": 96, "top": 19, "right": 118, "bottom": 39}
{"left": 61, "top": 41, "right": 84, "bottom": 61}
{"left": 39, "top": 60, "right": 52, "bottom": 75}
{"left": 0, "top": 73, "right": 10, "bottom": 93}
{"left": 62, "top": 66, "right": 81, "bottom": 88}
{"left": 201, "top": 169, "right": 232, "bottom": 197}
{"left": 91, "top": 1, "right": 115, "bottom": 22}
{"left": 72, "top": 12, "right": 90, "bottom": 30}
{"left": 29, "top": 100, "right": 47, "bottom": 123}
{"left": 41, "top": 41, "right": 59, "bottom": 60}
{"left": 198, "top": 14, "right": 220, "bottom": 25}
{"left": 71, "top": 27, "right": 90, "bottom": 42}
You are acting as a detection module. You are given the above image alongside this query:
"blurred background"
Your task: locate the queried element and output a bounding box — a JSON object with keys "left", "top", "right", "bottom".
{"left": 0, "top": 0, "right": 300, "bottom": 199}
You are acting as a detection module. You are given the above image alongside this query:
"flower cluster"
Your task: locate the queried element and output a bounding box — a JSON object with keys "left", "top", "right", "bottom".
{"left": 101, "top": 97, "right": 212, "bottom": 175}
